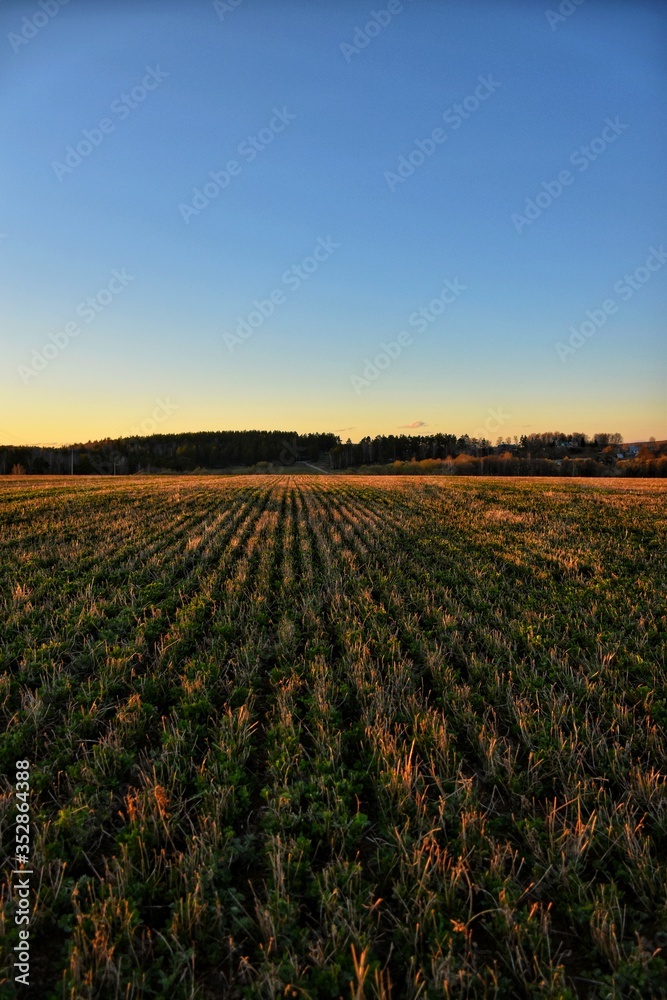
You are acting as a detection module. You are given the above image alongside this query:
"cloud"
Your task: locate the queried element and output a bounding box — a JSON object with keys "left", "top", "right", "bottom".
{"left": 333, "top": 426, "right": 356, "bottom": 432}
{"left": 399, "top": 420, "right": 426, "bottom": 429}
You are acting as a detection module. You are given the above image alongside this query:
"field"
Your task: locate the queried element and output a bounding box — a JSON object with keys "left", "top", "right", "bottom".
{"left": 0, "top": 475, "right": 666, "bottom": 999}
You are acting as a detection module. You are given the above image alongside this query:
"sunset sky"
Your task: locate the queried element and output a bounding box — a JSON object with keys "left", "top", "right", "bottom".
{"left": 1, "top": 0, "right": 665, "bottom": 446}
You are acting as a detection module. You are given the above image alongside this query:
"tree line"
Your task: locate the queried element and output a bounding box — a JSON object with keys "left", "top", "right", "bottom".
{"left": 0, "top": 431, "right": 337, "bottom": 475}
{"left": 1, "top": 429, "right": 665, "bottom": 476}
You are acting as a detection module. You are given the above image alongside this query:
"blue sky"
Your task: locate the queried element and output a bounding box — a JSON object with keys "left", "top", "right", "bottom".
{"left": 1, "top": 0, "right": 665, "bottom": 445}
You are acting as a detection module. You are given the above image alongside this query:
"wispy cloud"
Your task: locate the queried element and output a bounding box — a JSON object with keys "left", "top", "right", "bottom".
{"left": 400, "top": 420, "right": 426, "bottom": 429}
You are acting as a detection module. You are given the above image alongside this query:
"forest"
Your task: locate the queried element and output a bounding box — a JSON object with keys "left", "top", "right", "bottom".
{"left": 2, "top": 429, "right": 665, "bottom": 476}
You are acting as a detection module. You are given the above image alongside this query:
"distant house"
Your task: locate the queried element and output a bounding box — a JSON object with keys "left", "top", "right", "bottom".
{"left": 627, "top": 445, "right": 639, "bottom": 457}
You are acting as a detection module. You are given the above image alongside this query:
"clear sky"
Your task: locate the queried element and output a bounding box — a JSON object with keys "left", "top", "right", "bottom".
{"left": 1, "top": 0, "right": 665, "bottom": 446}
